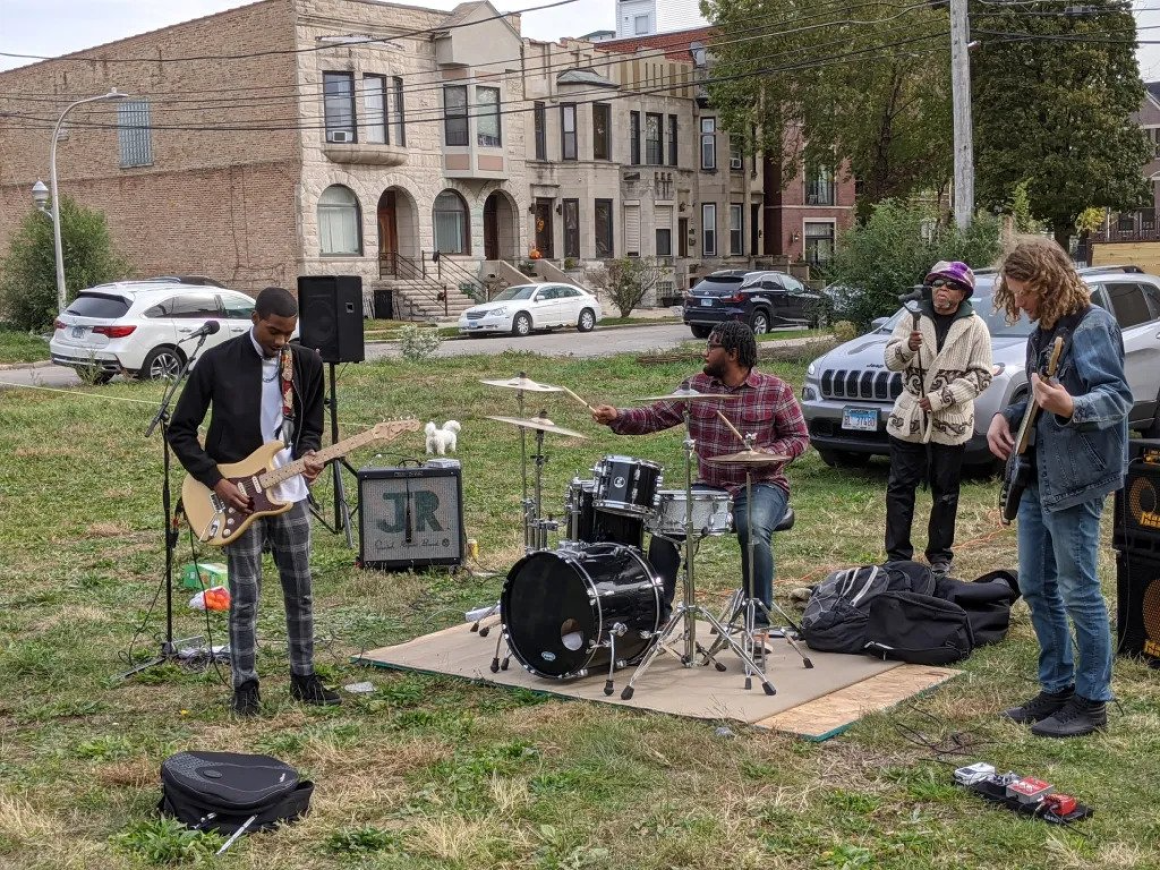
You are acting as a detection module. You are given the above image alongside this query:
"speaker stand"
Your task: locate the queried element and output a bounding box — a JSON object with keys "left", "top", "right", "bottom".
{"left": 310, "top": 362, "right": 357, "bottom": 547}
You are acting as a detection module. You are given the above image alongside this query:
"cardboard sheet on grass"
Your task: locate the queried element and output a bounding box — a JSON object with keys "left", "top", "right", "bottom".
{"left": 356, "top": 621, "right": 959, "bottom": 740}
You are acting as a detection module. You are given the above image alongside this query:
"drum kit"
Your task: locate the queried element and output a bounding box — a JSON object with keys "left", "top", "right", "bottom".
{"left": 475, "top": 372, "right": 814, "bottom": 701}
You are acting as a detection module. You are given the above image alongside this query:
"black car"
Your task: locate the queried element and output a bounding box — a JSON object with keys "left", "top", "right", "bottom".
{"left": 682, "top": 270, "right": 823, "bottom": 338}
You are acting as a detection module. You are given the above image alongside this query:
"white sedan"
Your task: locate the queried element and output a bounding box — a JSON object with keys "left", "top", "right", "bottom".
{"left": 458, "top": 283, "right": 602, "bottom": 337}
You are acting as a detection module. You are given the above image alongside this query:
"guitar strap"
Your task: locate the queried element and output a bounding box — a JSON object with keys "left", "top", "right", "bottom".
{"left": 279, "top": 346, "right": 296, "bottom": 448}
{"left": 1030, "top": 304, "right": 1090, "bottom": 374}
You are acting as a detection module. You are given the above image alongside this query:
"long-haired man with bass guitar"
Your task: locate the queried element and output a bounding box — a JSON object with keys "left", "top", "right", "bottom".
{"left": 987, "top": 239, "right": 1132, "bottom": 738}
{"left": 169, "top": 286, "right": 340, "bottom": 716}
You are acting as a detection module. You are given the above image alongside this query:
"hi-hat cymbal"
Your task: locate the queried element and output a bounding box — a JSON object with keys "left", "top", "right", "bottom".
{"left": 635, "top": 387, "right": 741, "bottom": 402}
{"left": 486, "top": 415, "right": 586, "bottom": 438}
{"left": 709, "top": 450, "right": 791, "bottom": 465}
{"left": 480, "top": 375, "right": 561, "bottom": 393}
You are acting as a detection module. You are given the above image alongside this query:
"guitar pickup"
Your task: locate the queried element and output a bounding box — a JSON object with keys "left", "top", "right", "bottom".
{"left": 209, "top": 493, "right": 224, "bottom": 513}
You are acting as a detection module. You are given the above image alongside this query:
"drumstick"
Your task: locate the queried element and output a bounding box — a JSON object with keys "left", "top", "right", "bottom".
{"left": 716, "top": 410, "right": 746, "bottom": 446}
{"left": 562, "top": 386, "right": 597, "bottom": 413}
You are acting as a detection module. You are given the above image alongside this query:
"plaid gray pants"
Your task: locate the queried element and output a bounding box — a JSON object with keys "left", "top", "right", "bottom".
{"left": 224, "top": 499, "right": 315, "bottom": 689}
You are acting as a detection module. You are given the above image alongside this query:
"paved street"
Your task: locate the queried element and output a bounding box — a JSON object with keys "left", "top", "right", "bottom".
{"left": 0, "top": 322, "right": 696, "bottom": 390}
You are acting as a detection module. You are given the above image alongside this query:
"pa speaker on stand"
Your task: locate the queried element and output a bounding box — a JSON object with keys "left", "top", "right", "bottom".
{"left": 1113, "top": 438, "right": 1160, "bottom": 665}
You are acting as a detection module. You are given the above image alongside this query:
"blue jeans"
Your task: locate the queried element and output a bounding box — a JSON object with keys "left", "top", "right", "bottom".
{"left": 1016, "top": 485, "right": 1114, "bottom": 702}
{"left": 647, "top": 483, "right": 788, "bottom": 626}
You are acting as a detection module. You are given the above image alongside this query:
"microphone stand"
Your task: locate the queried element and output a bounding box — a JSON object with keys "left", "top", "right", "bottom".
{"left": 120, "top": 329, "right": 215, "bottom": 680}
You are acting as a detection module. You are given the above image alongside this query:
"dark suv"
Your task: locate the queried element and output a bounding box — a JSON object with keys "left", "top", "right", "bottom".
{"left": 682, "top": 270, "right": 822, "bottom": 338}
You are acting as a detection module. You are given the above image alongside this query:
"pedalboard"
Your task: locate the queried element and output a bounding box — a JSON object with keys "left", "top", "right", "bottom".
{"left": 953, "top": 764, "right": 1092, "bottom": 824}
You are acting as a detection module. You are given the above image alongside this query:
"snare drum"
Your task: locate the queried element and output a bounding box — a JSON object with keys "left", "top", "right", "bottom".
{"left": 563, "top": 478, "right": 644, "bottom": 549}
{"left": 592, "top": 455, "right": 663, "bottom": 518}
{"left": 648, "top": 488, "right": 733, "bottom": 537}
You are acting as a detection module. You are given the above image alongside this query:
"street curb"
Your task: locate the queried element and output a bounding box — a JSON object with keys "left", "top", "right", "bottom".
{"left": 0, "top": 359, "right": 54, "bottom": 372}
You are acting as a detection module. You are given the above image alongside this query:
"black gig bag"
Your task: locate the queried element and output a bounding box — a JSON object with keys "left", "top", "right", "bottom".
{"left": 158, "top": 751, "right": 313, "bottom": 834}
{"left": 863, "top": 591, "right": 975, "bottom": 665}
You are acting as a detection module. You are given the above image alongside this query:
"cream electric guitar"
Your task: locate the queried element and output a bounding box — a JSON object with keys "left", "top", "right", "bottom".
{"left": 182, "top": 419, "right": 420, "bottom": 546}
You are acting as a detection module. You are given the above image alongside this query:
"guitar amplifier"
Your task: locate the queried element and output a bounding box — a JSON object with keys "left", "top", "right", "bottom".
{"left": 1113, "top": 439, "right": 1160, "bottom": 559}
{"left": 358, "top": 464, "right": 464, "bottom": 570}
{"left": 1116, "top": 549, "right": 1160, "bottom": 666}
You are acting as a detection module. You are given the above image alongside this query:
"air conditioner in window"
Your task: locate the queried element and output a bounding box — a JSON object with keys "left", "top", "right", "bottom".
{"left": 730, "top": 156, "right": 743, "bottom": 170}
{"left": 327, "top": 130, "right": 352, "bottom": 144}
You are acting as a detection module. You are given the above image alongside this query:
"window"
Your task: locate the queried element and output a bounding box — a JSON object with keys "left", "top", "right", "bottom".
{"left": 656, "top": 227, "right": 672, "bottom": 257}
{"left": 1140, "top": 280, "right": 1160, "bottom": 319}
{"left": 444, "top": 85, "right": 468, "bottom": 147}
{"left": 392, "top": 76, "right": 406, "bottom": 146}
{"left": 805, "top": 165, "right": 835, "bottom": 205}
{"left": 362, "top": 75, "right": 387, "bottom": 144}
{"left": 318, "top": 185, "right": 362, "bottom": 256}
{"left": 117, "top": 100, "right": 153, "bottom": 167}
{"left": 625, "top": 204, "right": 641, "bottom": 257}
{"left": 804, "top": 221, "right": 836, "bottom": 267}
{"left": 221, "top": 294, "right": 254, "bottom": 319}
{"left": 595, "top": 199, "right": 614, "bottom": 258}
{"left": 702, "top": 203, "right": 717, "bottom": 256}
{"left": 169, "top": 294, "right": 221, "bottom": 318}
{"left": 323, "top": 72, "right": 356, "bottom": 142}
{"left": 563, "top": 199, "right": 580, "bottom": 259}
{"left": 700, "top": 117, "right": 716, "bottom": 170}
{"left": 668, "top": 114, "right": 678, "bottom": 166}
{"left": 1140, "top": 209, "right": 1156, "bottom": 231}
{"left": 433, "top": 190, "right": 470, "bottom": 255}
{"left": 630, "top": 112, "right": 641, "bottom": 165}
{"left": 729, "top": 205, "right": 743, "bottom": 255}
{"left": 1104, "top": 282, "right": 1157, "bottom": 328}
{"left": 634, "top": 14, "right": 650, "bottom": 35}
{"left": 593, "top": 103, "right": 611, "bottom": 160}
{"left": 1117, "top": 212, "right": 1136, "bottom": 232}
{"left": 561, "top": 103, "right": 577, "bottom": 160}
{"left": 534, "top": 101, "right": 547, "bottom": 160}
{"left": 730, "top": 145, "right": 743, "bottom": 170}
{"left": 645, "top": 113, "right": 663, "bottom": 165}
{"left": 476, "top": 86, "right": 501, "bottom": 147}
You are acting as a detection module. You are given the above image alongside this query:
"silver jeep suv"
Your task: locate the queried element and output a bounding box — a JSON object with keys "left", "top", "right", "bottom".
{"left": 801, "top": 272, "right": 1160, "bottom": 469}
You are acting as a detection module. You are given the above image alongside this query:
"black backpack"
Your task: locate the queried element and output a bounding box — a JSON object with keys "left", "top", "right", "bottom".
{"left": 934, "top": 569, "right": 1021, "bottom": 647}
{"left": 863, "top": 591, "right": 975, "bottom": 665}
{"left": 158, "top": 751, "right": 313, "bottom": 834}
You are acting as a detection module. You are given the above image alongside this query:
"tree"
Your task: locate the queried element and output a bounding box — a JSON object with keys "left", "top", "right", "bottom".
{"left": 972, "top": 0, "right": 1151, "bottom": 248}
{"left": 584, "top": 258, "right": 664, "bottom": 318}
{"left": 0, "top": 196, "right": 132, "bottom": 331}
{"left": 702, "top": 0, "right": 953, "bottom": 216}
{"left": 826, "top": 199, "right": 1001, "bottom": 328}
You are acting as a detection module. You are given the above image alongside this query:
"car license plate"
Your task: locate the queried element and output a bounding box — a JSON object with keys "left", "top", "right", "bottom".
{"left": 700, "top": 298, "right": 713, "bottom": 307}
{"left": 469, "top": 324, "right": 480, "bottom": 329}
{"left": 71, "top": 326, "right": 85, "bottom": 339}
{"left": 842, "top": 408, "right": 878, "bottom": 432}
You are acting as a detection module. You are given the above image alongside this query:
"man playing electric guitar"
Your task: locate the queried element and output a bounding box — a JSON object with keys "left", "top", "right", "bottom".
{"left": 986, "top": 239, "right": 1132, "bottom": 738}
{"left": 169, "top": 286, "right": 340, "bottom": 717}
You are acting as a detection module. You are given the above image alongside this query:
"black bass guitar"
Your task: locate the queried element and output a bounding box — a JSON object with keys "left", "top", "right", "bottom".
{"left": 999, "top": 336, "right": 1064, "bottom": 524}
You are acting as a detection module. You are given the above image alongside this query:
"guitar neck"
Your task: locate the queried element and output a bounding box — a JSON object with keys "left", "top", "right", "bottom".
{"left": 1013, "top": 335, "right": 1064, "bottom": 456}
{"left": 259, "top": 429, "right": 379, "bottom": 487}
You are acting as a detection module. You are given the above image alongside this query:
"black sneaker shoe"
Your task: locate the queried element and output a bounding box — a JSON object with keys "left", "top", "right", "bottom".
{"left": 929, "top": 560, "right": 954, "bottom": 579}
{"left": 231, "top": 680, "right": 261, "bottom": 718}
{"left": 1001, "top": 687, "right": 1074, "bottom": 724}
{"left": 290, "top": 673, "right": 342, "bottom": 706}
{"left": 1031, "top": 696, "right": 1107, "bottom": 738}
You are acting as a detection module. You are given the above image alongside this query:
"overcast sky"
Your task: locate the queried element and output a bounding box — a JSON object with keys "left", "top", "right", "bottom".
{"left": 2, "top": 0, "right": 1160, "bottom": 79}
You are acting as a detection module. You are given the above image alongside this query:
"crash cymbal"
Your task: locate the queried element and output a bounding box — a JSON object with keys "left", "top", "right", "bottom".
{"left": 635, "top": 387, "right": 741, "bottom": 402}
{"left": 708, "top": 450, "right": 791, "bottom": 465}
{"left": 480, "top": 375, "right": 562, "bottom": 393}
{"left": 486, "top": 415, "right": 586, "bottom": 438}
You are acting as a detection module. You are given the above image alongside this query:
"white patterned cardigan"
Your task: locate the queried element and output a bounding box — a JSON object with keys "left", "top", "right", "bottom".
{"left": 884, "top": 308, "right": 994, "bottom": 446}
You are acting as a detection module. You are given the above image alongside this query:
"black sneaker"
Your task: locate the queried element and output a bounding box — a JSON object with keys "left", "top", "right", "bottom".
{"left": 1031, "top": 696, "right": 1107, "bottom": 738}
{"left": 930, "top": 560, "right": 954, "bottom": 579}
{"left": 231, "top": 680, "right": 261, "bottom": 718}
{"left": 1001, "top": 687, "right": 1074, "bottom": 724}
{"left": 290, "top": 673, "right": 342, "bottom": 706}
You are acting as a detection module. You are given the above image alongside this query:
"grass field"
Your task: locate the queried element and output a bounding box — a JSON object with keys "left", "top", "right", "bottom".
{"left": 0, "top": 344, "right": 1157, "bottom": 869}
{"left": 0, "top": 326, "right": 50, "bottom": 364}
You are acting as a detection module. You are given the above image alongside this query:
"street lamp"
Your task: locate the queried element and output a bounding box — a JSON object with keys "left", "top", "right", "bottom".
{"left": 46, "top": 89, "right": 128, "bottom": 313}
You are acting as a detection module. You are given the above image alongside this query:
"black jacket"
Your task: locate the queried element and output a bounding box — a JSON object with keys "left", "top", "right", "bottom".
{"left": 168, "top": 335, "right": 325, "bottom": 489}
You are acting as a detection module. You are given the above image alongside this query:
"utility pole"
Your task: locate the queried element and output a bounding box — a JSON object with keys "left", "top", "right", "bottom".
{"left": 949, "top": 0, "right": 974, "bottom": 230}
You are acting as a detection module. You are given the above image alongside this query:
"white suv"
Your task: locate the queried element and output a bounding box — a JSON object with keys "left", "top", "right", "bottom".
{"left": 50, "top": 278, "right": 258, "bottom": 381}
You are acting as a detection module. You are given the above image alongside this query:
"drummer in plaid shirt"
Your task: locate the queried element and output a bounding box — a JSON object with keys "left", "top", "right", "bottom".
{"left": 592, "top": 321, "right": 809, "bottom": 625}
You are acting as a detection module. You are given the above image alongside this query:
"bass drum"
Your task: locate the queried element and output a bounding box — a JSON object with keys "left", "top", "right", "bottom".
{"left": 501, "top": 543, "right": 662, "bottom": 680}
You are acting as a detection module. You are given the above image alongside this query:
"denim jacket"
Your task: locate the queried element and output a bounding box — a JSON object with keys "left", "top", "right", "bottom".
{"left": 1001, "top": 305, "right": 1131, "bottom": 513}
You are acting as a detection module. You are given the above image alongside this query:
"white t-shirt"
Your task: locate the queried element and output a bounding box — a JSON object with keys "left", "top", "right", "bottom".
{"left": 250, "top": 332, "right": 309, "bottom": 505}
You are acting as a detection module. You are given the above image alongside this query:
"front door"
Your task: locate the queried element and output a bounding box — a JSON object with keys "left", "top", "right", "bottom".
{"left": 535, "top": 198, "right": 554, "bottom": 259}
{"left": 678, "top": 217, "right": 689, "bottom": 258}
{"left": 379, "top": 191, "right": 399, "bottom": 275}
{"left": 484, "top": 195, "right": 499, "bottom": 260}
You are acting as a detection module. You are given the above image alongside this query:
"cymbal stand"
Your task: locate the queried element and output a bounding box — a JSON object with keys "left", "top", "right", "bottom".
{"left": 621, "top": 405, "right": 775, "bottom": 700}
{"left": 707, "top": 434, "right": 813, "bottom": 680}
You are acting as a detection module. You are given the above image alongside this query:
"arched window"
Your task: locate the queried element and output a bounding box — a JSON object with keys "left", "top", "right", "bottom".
{"left": 318, "top": 185, "right": 362, "bottom": 256}
{"left": 433, "top": 190, "right": 470, "bottom": 255}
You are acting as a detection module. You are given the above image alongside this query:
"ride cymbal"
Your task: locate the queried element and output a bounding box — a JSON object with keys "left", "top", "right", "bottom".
{"left": 485, "top": 415, "right": 587, "bottom": 438}
{"left": 480, "top": 375, "right": 562, "bottom": 393}
{"left": 634, "top": 387, "right": 741, "bottom": 402}
{"left": 708, "top": 450, "right": 791, "bottom": 465}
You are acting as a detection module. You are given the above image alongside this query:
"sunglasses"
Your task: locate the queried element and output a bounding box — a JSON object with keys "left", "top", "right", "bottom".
{"left": 929, "top": 278, "right": 966, "bottom": 291}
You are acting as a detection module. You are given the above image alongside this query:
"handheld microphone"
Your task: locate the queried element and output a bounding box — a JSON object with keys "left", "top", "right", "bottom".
{"left": 182, "top": 320, "right": 222, "bottom": 341}
{"left": 897, "top": 286, "right": 925, "bottom": 305}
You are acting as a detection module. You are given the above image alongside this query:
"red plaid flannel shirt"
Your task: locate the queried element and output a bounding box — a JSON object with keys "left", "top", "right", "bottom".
{"left": 609, "top": 370, "right": 809, "bottom": 496}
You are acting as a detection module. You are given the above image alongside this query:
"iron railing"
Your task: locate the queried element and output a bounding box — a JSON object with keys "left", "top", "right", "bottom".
{"left": 433, "top": 254, "right": 487, "bottom": 303}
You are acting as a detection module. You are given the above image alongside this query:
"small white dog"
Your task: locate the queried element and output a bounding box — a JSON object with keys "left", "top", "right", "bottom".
{"left": 424, "top": 420, "right": 461, "bottom": 455}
